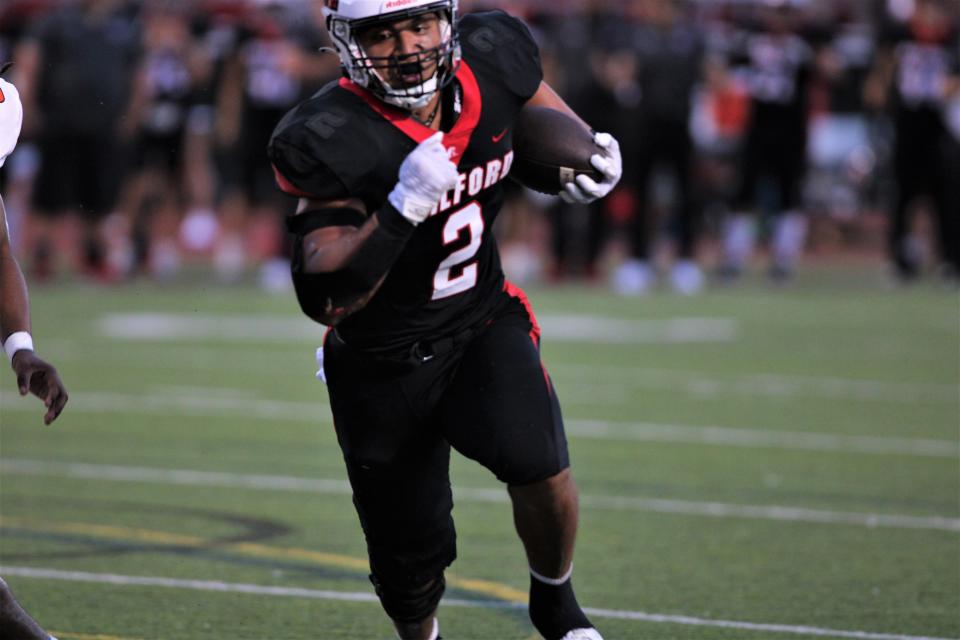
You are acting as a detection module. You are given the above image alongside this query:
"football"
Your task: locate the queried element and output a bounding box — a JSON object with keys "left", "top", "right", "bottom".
{"left": 510, "top": 106, "right": 605, "bottom": 195}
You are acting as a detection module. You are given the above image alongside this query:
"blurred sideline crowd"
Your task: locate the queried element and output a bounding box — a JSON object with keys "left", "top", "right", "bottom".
{"left": 0, "top": 0, "right": 958, "bottom": 295}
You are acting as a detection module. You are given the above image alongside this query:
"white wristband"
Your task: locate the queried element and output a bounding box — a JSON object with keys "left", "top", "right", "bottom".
{"left": 3, "top": 331, "right": 33, "bottom": 361}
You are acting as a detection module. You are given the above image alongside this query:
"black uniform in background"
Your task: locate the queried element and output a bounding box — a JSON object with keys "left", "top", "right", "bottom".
{"left": 632, "top": 20, "right": 704, "bottom": 262}
{"left": 733, "top": 29, "right": 812, "bottom": 215}
{"left": 134, "top": 46, "right": 193, "bottom": 173}
{"left": 26, "top": 6, "right": 139, "bottom": 220}
{"left": 884, "top": 22, "right": 960, "bottom": 277}
{"left": 270, "top": 11, "right": 569, "bottom": 598}
{"left": 230, "top": 18, "right": 325, "bottom": 209}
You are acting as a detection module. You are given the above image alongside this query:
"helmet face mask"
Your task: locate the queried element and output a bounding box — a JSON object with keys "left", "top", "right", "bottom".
{"left": 326, "top": 0, "right": 461, "bottom": 111}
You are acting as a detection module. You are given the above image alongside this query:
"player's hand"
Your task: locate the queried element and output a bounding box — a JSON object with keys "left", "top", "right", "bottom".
{"left": 389, "top": 132, "right": 460, "bottom": 224}
{"left": 560, "top": 132, "right": 623, "bottom": 205}
{"left": 11, "top": 351, "right": 68, "bottom": 425}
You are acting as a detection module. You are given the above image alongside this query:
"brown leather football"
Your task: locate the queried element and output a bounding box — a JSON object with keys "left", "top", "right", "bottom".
{"left": 510, "top": 106, "right": 604, "bottom": 195}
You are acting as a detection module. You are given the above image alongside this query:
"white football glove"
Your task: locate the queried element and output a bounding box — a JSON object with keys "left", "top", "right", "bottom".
{"left": 560, "top": 132, "right": 622, "bottom": 205}
{"left": 388, "top": 131, "right": 460, "bottom": 225}
{"left": 0, "top": 77, "right": 23, "bottom": 168}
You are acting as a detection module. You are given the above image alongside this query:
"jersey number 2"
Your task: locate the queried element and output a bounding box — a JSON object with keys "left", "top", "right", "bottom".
{"left": 432, "top": 202, "right": 484, "bottom": 300}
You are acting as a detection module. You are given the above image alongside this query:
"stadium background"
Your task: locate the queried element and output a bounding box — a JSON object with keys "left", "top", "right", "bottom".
{"left": 0, "top": 1, "right": 958, "bottom": 639}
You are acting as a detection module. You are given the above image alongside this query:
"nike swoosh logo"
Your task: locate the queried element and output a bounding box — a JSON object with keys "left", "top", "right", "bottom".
{"left": 0, "top": 86, "right": 5, "bottom": 103}
{"left": 492, "top": 128, "right": 508, "bottom": 143}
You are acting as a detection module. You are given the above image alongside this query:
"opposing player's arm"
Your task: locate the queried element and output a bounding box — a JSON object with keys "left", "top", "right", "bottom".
{"left": 0, "top": 196, "right": 31, "bottom": 340}
{"left": 0, "top": 196, "right": 68, "bottom": 424}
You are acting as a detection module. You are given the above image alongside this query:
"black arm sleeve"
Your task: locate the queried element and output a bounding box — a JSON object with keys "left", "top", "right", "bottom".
{"left": 289, "top": 203, "right": 415, "bottom": 324}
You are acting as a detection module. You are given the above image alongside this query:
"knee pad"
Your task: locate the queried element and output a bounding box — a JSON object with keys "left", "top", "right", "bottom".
{"left": 369, "top": 573, "right": 446, "bottom": 624}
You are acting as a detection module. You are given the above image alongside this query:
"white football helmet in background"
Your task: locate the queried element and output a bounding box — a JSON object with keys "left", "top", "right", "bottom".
{"left": 324, "top": 0, "right": 461, "bottom": 111}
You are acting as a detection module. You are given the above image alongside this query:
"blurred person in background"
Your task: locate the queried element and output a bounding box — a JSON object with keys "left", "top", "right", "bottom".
{"left": 117, "top": 0, "right": 203, "bottom": 280}
{"left": 718, "top": 0, "right": 815, "bottom": 282}
{"left": 509, "top": 4, "right": 606, "bottom": 283}
{"left": 176, "top": 0, "right": 249, "bottom": 265}
{"left": 945, "top": 75, "right": 960, "bottom": 284}
{"left": 865, "top": 0, "right": 960, "bottom": 283}
{"left": 804, "top": 1, "right": 878, "bottom": 231}
{"left": 214, "top": 0, "right": 334, "bottom": 285}
{"left": 15, "top": 0, "right": 139, "bottom": 281}
{"left": 551, "top": 45, "right": 638, "bottom": 283}
{"left": 612, "top": 0, "right": 706, "bottom": 296}
{"left": 1, "top": 68, "right": 68, "bottom": 640}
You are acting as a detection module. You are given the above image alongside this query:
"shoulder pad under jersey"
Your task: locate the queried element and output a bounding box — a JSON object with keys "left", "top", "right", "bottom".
{"left": 269, "top": 80, "right": 389, "bottom": 204}
{"left": 458, "top": 11, "right": 543, "bottom": 103}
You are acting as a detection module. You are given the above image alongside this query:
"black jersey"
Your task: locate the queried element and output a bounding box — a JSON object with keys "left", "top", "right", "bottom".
{"left": 269, "top": 11, "right": 542, "bottom": 353}
{"left": 885, "top": 24, "right": 960, "bottom": 113}
{"left": 731, "top": 30, "right": 812, "bottom": 134}
{"left": 140, "top": 47, "right": 193, "bottom": 136}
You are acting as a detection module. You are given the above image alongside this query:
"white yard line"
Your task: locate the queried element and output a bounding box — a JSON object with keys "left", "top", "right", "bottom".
{"left": 48, "top": 332, "right": 956, "bottom": 406}
{"left": 1, "top": 390, "right": 326, "bottom": 422}
{"left": 550, "top": 365, "right": 958, "bottom": 405}
{"left": 2, "top": 390, "right": 955, "bottom": 458}
{"left": 0, "top": 567, "right": 953, "bottom": 640}
{"left": 2, "top": 459, "right": 957, "bottom": 532}
{"left": 98, "top": 313, "right": 737, "bottom": 345}
{"left": 565, "top": 420, "right": 959, "bottom": 458}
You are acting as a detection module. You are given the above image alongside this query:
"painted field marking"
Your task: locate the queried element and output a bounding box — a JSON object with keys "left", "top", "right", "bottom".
{"left": 51, "top": 634, "right": 141, "bottom": 640}
{"left": 2, "top": 389, "right": 955, "bottom": 458}
{"left": 40, "top": 338, "right": 954, "bottom": 405}
{"left": 2, "top": 566, "right": 955, "bottom": 640}
{"left": 549, "top": 364, "right": 958, "bottom": 405}
{"left": 97, "top": 312, "right": 737, "bottom": 345}
{"left": 0, "top": 517, "right": 526, "bottom": 603}
{"left": 565, "top": 419, "right": 959, "bottom": 458}
{"left": 3, "top": 459, "right": 957, "bottom": 533}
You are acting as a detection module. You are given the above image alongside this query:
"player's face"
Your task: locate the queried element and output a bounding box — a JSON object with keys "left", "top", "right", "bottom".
{"left": 356, "top": 13, "right": 444, "bottom": 89}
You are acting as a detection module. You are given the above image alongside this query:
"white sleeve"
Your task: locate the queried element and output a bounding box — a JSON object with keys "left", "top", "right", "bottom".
{"left": 0, "top": 78, "right": 24, "bottom": 169}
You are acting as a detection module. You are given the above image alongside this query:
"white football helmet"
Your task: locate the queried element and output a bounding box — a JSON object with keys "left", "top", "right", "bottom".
{"left": 323, "top": 0, "right": 461, "bottom": 111}
{"left": 0, "top": 76, "right": 23, "bottom": 169}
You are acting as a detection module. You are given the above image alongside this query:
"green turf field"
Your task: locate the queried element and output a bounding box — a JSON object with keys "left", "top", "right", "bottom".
{"left": 1, "top": 267, "right": 958, "bottom": 640}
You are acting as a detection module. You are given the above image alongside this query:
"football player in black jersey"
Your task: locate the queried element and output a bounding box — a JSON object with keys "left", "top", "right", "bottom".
{"left": 718, "top": 0, "right": 814, "bottom": 282}
{"left": 269, "top": 2, "right": 621, "bottom": 639}
{"left": 865, "top": 0, "right": 960, "bottom": 282}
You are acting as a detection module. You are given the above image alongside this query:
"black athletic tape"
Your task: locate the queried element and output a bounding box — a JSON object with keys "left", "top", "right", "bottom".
{"left": 346, "top": 201, "right": 416, "bottom": 287}
{"left": 290, "top": 201, "right": 416, "bottom": 322}
{"left": 285, "top": 208, "right": 366, "bottom": 236}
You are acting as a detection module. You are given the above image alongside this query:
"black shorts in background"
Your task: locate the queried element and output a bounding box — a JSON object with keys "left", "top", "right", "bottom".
{"left": 32, "top": 132, "right": 122, "bottom": 219}
{"left": 133, "top": 130, "right": 185, "bottom": 175}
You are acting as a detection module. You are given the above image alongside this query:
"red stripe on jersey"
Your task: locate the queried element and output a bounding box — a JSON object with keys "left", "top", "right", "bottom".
{"left": 272, "top": 164, "right": 316, "bottom": 198}
{"left": 444, "top": 61, "right": 482, "bottom": 166}
{"left": 504, "top": 280, "right": 541, "bottom": 346}
{"left": 338, "top": 61, "right": 483, "bottom": 167}
{"left": 504, "top": 280, "right": 552, "bottom": 393}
